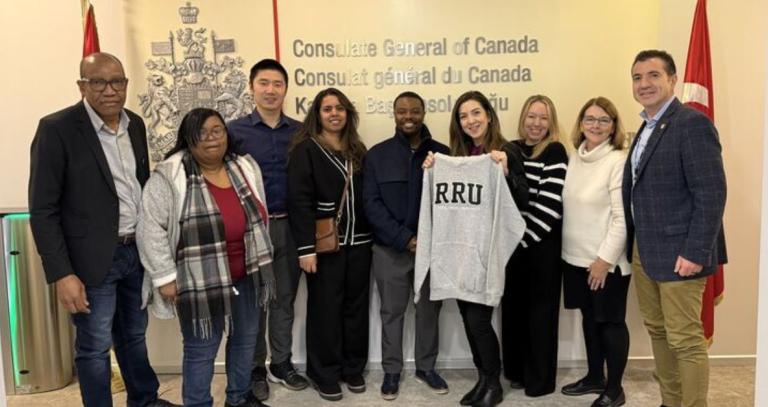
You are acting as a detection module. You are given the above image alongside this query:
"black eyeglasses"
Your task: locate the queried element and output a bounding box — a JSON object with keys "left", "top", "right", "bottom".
{"left": 201, "top": 127, "right": 226, "bottom": 140}
{"left": 582, "top": 116, "right": 614, "bottom": 126}
{"left": 79, "top": 78, "right": 129, "bottom": 92}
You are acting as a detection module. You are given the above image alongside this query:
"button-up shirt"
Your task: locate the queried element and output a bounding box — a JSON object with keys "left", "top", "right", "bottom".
{"left": 83, "top": 99, "right": 142, "bottom": 235}
{"left": 631, "top": 96, "right": 676, "bottom": 186}
{"left": 227, "top": 110, "right": 300, "bottom": 214}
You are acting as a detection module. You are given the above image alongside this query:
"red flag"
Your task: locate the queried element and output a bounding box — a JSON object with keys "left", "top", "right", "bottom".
{"left": 82, "top": 2, "right": 100, "bottom": 57}
{"left": 681, "top": 0, "right": 724, "bottom": 345}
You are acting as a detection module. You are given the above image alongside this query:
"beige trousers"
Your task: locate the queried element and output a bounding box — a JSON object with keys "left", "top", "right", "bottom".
{"left": 633, "top": 245, "right": 709, "bottom": 407}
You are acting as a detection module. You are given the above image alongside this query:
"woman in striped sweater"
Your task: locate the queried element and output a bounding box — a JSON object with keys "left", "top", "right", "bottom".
{"left": 502, "top": 94, "right": 568, "bottom": 397}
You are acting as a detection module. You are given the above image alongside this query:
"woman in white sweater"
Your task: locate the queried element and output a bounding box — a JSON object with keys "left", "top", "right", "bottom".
{"left": 560, "top": 97, "right": 630, "bottom": 407}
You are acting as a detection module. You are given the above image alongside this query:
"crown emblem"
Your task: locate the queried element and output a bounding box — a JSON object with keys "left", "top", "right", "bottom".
{"left": 179, "top": 2, "right": 199, "bottom": 24}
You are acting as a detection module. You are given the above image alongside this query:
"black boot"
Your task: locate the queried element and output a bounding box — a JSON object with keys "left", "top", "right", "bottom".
{"left": 471, "top": 375, "right": 503, "bottom": 407}
{"left": 460, "top": 373, "right": 487, "bottom": 406}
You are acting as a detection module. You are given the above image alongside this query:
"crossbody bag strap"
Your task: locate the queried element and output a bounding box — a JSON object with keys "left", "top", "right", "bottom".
{"left": 335, "top": 161, "right": 352, "bottom": 224}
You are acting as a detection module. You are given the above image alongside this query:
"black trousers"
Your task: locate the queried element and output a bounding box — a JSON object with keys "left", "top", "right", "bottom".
{"left": 457, "top": 300, "right": 500, "bottom": 378}
{"left": 305, "top": 243, "right": 372, "bottom": 386}
{"left": 502, "top": 233, "right": 562, "bottom": 397}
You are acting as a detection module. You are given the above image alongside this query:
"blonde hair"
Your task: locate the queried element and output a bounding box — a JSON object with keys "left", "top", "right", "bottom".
{"left": 516, "top": 94, "right": 562, "bottom": 159}
{"left": 570, "top": 97, "right": 627, "bottom": 151}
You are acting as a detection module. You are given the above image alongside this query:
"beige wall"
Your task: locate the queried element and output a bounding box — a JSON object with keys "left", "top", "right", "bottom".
{"left": 0, "top": 0, "right": 763, "bottom": 364}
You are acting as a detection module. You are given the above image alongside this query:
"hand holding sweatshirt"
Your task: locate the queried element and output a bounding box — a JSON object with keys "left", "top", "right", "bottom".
{"left": 414, "top": 153, "right": 526, "bottom": 307}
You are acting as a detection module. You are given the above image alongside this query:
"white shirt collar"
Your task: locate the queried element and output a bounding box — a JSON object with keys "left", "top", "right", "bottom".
{"left": 83, "top": 98, "right": 130, "bottom": 135}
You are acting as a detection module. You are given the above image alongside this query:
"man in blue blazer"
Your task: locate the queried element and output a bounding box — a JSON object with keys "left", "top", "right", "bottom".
{"left": 29, "top": 53, "right": 177, "bottom": 407}
{"left": 623, "top": 50, "right": 726, "bottom": 407}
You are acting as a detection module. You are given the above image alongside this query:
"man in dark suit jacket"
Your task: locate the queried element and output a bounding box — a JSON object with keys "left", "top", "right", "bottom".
{"left": 623, "top": 50, "right": 726, "bottom": 407}
{"left": 29, "top": 53, "right": 178, "bottom": 407}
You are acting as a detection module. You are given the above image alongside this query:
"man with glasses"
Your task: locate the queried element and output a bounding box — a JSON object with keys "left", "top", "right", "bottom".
{"left": 227, "top": 59, "right": 308, "bottom": 401}
{"left": 29, "top": 53, "right": 178, "bottom": 407}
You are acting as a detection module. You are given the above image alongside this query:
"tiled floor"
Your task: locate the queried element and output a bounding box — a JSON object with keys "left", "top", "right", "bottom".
{"left": 6, "top": 362, "right": 755, "bottom": 406}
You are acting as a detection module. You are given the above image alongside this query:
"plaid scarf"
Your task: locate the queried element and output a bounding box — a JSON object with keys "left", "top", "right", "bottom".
{"left": 176, "top": 152, "right": 275, "bottom": 338}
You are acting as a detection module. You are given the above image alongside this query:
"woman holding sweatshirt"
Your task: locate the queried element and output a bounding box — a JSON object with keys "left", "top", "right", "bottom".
{"left": 560, "top": 97, "right": 630, "bottom": 407}
{"left": 424, "top": 90, "right": 528, "bottom": 407}
{"left": 287, "top": 87, "right": 372, "bottom": 402}
{"left": 502, "top": 94, "right": 568, "bottom": 397}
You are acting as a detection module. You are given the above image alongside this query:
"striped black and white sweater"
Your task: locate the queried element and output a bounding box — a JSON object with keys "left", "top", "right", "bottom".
{"left": 512, "top": 140, "right": 568, "bottom": 248}
{"left": 287, "top": 138, "right": 372, "bottom": 257}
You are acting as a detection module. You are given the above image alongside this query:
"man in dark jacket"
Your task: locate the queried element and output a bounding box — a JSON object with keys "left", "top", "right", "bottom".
{"left": 623, "top": 50, "right": 727, "bottom": 407}
{"left": 28, "top": 53, "right": 177, "bottom": 407}
{"left": 363, "top": 91, "right": 450, "bottom": 400}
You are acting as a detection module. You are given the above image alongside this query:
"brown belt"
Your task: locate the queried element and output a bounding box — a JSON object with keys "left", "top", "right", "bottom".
{"left": 117, "top": 233, "right": 136, "bottom": 245}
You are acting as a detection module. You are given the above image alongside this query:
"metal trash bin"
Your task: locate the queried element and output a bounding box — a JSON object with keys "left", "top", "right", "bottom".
{"left": 0, "top": 212, "right": 73, "bottom": 394}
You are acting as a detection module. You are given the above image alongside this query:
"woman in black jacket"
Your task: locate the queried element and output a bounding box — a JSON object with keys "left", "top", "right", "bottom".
{"left": 287, "top": 88, "right": 371, "bottom": 402}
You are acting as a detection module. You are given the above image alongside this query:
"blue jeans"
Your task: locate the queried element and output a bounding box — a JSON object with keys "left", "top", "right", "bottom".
{"left": 181, "top": 277, "right": 260, "bottom": 406}
{"left": 72, "top": 243, "right": 159, "bottom": 407}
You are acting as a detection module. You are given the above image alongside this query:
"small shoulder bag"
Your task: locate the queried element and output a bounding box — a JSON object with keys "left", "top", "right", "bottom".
{"left": 315, "top": 161, "right": 352, "bottom": 254}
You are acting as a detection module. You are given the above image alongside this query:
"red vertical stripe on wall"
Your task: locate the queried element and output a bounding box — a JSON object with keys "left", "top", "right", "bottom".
{"left": 272, "top": 0, "right": 281, "bottom": 61}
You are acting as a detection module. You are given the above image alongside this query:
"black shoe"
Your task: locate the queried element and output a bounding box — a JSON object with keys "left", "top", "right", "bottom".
{"left": 415, "top": 369, "right": 449, "bottom": 394}
{"left": 460, "top": 373, "right": 487, "bottom": 406}
{"left": 561, "top": 377, "right": 606, "bottom": 396}
{"left": 147, "top": 399, "right": 182, "bottom": 407}
{"left": 380, "top": 373, "right": 400, "bottom": 400}
{"left": 470, "top": 376, "right": 503, "bottom": 407}
{"left": 268, "top": 360, "right": 309, "bottom": 391}
{"left": 251, "top": 366, "right": 270, "bottom": 401}
{"left": 312, "top": 381, "right": 343, "bottom": 401}
{"left": 224, "top": 391, "right": 272, "bottom": 407}
{"left": 343, "top": 374, "right": 366, "bottom": 393}
{"left": 592, "top": 390, "right": 626, "bottom": 407}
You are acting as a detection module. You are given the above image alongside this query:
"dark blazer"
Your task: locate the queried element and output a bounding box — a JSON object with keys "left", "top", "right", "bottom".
{"left": 622, "top": 98, "right": 727, "bottom": 281}
{"left": 363, "top": 126, "right": 450, "bottom": 252}
{"left": 287, "top": 137, "right": 371, "bottom": 257}
{"left": 29, "top": 101, "right": 150, "bottom": 286}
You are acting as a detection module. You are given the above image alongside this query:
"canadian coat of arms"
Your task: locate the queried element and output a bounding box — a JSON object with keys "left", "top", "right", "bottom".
{"left": 138, "top": 1, "right": 253, "bottom": 162}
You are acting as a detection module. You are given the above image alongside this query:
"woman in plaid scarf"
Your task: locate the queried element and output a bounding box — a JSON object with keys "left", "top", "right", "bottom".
{"left": 138, "top": 108, "right": 273, "bottom": 407}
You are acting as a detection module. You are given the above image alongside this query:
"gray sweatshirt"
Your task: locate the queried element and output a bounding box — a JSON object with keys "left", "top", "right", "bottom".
{"left": 414, "top": 153, "right": 525, "bottom": 307}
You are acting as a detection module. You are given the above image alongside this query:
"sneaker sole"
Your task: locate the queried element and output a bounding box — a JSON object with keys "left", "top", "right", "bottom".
{"left": 414, "top": 376, "right": 449, "bottom": 394}
{"left": 267, "top": 371, "right": 309, "bottom": 391}
{"left": 381, "top": 391, "right": 399, "bottom": 401}
{"left": 346, "top": 383, "right": 366, "bottom": 393}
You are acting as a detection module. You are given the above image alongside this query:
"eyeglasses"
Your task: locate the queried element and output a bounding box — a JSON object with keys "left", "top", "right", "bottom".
{"left": 582, "top": 116, "right": 614, "bottom": 126}
{"left": 201, "top": 127, "right": 226, "bottom": 140}
{"left": 79, "top": 78, "right": 129, "bottom": 92}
